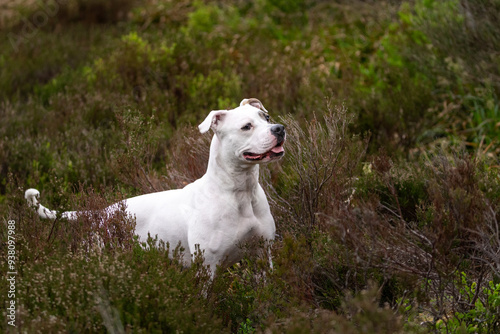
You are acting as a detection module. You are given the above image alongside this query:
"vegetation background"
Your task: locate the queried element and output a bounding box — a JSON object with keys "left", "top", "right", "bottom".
{"left": 1, "top": 0, "right": 499, "bottom": 332}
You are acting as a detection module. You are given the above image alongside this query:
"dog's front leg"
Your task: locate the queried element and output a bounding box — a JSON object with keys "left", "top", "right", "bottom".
{"left": 267, "top": 240, "right": 274, "bottom": 271}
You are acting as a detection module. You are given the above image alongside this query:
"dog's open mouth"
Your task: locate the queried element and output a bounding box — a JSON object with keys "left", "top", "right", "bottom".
{"left": 243, "top": 141, "right": 285, "bottom": 161}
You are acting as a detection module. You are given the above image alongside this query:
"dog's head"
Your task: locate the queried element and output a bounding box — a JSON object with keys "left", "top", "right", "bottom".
{"left": 199, "top": 98, "right": 285, "bottom": 164}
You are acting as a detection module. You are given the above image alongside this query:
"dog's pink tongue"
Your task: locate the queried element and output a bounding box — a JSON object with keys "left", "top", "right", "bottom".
{"left": 271, "top": 146, "right": 284, "bottom": 154}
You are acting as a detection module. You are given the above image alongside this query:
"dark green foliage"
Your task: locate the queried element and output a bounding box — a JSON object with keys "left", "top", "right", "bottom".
{"left": 1, "top": 0, "right": 500, "bottom": 332}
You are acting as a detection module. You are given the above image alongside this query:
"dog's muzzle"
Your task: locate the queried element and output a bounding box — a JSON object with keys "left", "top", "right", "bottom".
{"left": 243, "top": 124, "right": 286, "bottom": 162}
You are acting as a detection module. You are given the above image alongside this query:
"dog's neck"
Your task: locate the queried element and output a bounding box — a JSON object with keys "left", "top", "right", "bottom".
{"left": 205, "top": 135, "right": 260, "bottom": 193}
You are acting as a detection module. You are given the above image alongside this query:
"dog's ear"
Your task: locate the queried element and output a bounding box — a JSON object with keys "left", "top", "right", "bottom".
{"left": 240, "top": 98, "right": 268, "bottom": 113}
{"left": 198, "top": 110, "right": 226, "bottom": 133}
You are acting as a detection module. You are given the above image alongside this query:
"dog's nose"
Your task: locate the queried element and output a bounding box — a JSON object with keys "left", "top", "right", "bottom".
{"left": 271, "top": 124, "right": 285, "bottom": 142}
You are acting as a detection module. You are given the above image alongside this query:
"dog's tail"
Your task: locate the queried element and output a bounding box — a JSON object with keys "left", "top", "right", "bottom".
{"left": 25, "top": 188, "right": 58, "bottom": 219}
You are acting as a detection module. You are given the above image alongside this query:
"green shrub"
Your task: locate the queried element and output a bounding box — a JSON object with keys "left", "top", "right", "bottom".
{"left": 440, "top": 273, "right": 500, "bottom": 333}
{"left": 1, "top": 0, "right": 500, "bottom": 332}
{"left": 11, "top": 238, "right": 227, "bottom": 333}
{"left": 399, "top": 0, "right": 500, "bottom": 155}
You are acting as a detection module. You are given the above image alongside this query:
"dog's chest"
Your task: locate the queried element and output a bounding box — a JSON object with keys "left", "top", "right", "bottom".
{"left": 202, "top": 193, "right": 273, "bottom": 247}
{"left": 230, "top": 196, "right": 270, "bottom": 233}
{"left": 236, "top": 203, "right": 266, "bottom": 237}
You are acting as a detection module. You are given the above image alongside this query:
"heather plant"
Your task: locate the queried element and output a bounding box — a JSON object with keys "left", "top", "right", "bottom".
{"left": 271, "top": 101, "right": 368, "bottom": 237}
{"left": 111, "top": 107, "right": 171, "bottom": 195}
{"left": 264, "top": 100, "right": 499, "bottom": 330}
{"left": 264, "top": 282, "right": 426, "bottom": 334}
{"left": 1, "top": 0, "right": 500, "bottom": 332}
{"left": 11, "top": 238, "right": 227, "bottom": 333}
{"left": 326, "top": 152, "right": 499, "bottom": 330}
{"left": 206, "top": 234, "right": 316, "bottom": 332}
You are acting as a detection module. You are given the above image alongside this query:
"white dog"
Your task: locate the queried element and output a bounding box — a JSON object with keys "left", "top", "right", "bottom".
{"left": 25, "top": 98, "right": 285, "bottom": 272}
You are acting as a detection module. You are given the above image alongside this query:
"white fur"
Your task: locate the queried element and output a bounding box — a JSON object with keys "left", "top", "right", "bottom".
{"left": 25, "top": 99, "right": 284, "bottom": 272}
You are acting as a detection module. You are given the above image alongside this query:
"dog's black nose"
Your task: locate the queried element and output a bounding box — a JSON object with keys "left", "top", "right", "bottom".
{"left": 271, "top": 124, "right": 285, "bottom": 142}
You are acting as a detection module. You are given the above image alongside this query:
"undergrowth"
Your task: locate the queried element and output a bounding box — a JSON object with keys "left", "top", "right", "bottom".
{"left": 1, "top": 0, "right": 499, "bottom": 332}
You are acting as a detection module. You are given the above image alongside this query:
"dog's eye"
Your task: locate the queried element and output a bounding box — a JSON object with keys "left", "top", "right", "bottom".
{"left": 265, "top": 114, "right": 270, "bottom": 122}
{"left": 241, "top": 123, "right": 252, "bottom": 131}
